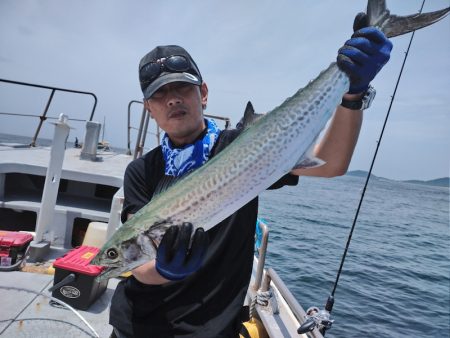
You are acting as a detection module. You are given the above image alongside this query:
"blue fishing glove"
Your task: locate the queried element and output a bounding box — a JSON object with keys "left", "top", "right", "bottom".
{"left": 337, "top": 13, "right": 393, "bottom": 94}
{"left": 155, "top": 222, "right": 209, "bottom": 281}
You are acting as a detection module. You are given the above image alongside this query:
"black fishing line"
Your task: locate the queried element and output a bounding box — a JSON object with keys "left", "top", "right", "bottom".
{"left": 324, "top": 0, "right": 427, "bottom": 333}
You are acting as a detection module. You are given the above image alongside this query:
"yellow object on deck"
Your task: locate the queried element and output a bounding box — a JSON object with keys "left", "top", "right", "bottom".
{"left": 239, "top": 317, "right": 268, "bottom": 338}
{"left": 120, "top": 271, "right": 132, "bottom": 278}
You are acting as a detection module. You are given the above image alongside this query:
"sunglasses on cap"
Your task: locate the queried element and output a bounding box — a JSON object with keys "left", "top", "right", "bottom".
{"left": 139, "top": 55, "right": 201, "bottom": 88}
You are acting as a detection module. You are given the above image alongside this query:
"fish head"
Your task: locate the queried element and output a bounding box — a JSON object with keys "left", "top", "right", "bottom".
{"left": 92, "top": 231, "right": 158, "bottom": 281}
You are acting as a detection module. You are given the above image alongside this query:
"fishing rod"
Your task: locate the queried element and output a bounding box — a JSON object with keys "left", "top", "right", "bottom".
{"left": 298, "top": 1, "right": 427, "bottom": 335}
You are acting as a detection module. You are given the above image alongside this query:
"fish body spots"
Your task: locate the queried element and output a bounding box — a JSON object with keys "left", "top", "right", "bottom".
{"left": 94, "top": 65, "right": 352, "bottom": 278}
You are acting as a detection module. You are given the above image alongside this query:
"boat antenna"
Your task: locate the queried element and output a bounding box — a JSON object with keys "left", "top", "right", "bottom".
{"left": 323, "top": 1, "right": 426, "bottom": 335}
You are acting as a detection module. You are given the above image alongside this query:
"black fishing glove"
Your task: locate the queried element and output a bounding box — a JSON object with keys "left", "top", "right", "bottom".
{"left": 155, "top": 222, "right": 209, "bottom": 281}
{"left": 337, "top": 13, "right": 393, "bottom": 94}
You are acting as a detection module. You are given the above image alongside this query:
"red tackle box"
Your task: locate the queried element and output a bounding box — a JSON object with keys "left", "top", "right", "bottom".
{"left": 0, "top": 231, "right": 33, "bottom": 266}
{"left": 52, "top": 246, "right": 108, "bottom": 310}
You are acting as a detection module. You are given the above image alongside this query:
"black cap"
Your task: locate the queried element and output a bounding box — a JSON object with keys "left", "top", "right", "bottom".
{"left": 139, "top": 45, "right": 202, "bottom": 100}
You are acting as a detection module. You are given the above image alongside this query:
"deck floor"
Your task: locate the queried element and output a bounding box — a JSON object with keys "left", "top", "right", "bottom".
{"left": 0, "top": 144, "right": 131, "bottom": 188}
{"left": 0, "top": 271, "right": 119, "bottom": 338}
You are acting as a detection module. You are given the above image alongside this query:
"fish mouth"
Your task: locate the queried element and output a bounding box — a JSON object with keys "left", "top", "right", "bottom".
{"left": 96, "top": 265, "right": 130, "bottom": 282}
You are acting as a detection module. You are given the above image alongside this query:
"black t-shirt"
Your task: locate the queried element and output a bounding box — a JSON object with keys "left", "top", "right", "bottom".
{"left": 110, "top": 129, "right": 299, "bottom": 338}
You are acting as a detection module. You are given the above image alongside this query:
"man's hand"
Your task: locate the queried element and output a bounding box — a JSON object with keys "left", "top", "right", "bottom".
{"left": 155, "top": 222, "right": 208, "bottom": 281}
{"left": 337, "top": 13, "right": 393, "bottom": 94}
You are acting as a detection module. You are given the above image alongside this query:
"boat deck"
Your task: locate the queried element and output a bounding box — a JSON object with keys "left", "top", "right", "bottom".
{"left": 0, "top": 271, "right": 119, "bottom": 338}
{"left": 0, "top": 136, "right": 129, "bottom": 337}
{"left": 0, "top": 143, "right": 131, "bottom": 188}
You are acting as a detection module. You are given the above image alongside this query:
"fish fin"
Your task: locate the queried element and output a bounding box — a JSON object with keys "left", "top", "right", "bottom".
{"left": 236, "top": 101, "right": 255, "bottom": 129}
{"left": 236, "top": 101, "right": 265, "bottom": 129}
{"left": 154, "top": 175, "right": 182, "bottom": 196}
{"left": 366, "top": 0, "right": 450, "bottom": 38}
{"left": 367, "top": 0, "right": 389, "bottom": 27}
{"left": 243, "top": 101, "right": 256, "bottom": 121}
{"left": 292, "top": 146, "right": 326, "bottom": 169}
{"left": 382, "top": 8, "right": 450, "bottom": 38}
{"left": 293, "top": 156, "right": 326, "bottom": 169}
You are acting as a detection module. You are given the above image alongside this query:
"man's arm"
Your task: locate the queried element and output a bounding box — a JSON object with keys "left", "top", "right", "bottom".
{"left": 291, "top": 93, "right": 363, "bottom": 178}
{"left": 293, "top": 22, "right": 392, "bottom": 178}
{"left": 133, "top": 259, "right": 170, "bottom": 284}
{"left": 124, "top": 214, "right": 169, "bottom": 284}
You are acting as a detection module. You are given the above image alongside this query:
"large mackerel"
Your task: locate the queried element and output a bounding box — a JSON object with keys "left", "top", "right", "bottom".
{"left": 92, "top": 0, "right": 449, "bottom": 280}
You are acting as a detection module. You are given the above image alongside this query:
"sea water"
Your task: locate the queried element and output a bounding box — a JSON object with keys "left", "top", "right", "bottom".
{"left": 259, "top": 175, "right": 449, "bottom": 338}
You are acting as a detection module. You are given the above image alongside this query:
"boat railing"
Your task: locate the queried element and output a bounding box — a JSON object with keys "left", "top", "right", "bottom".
{"left": 261, "top": 268, "right": 324, "bottom": 338}
{"left": 127, "top": 100, "right": 154, "bottom": 159}
{"left": 252, "top": 219, "right": 324, "bottom": 338}
{"left": 0, "top": 78, "right": 97, "bottom": 147}
{"left": 253, "top": 219, "right": 269, "bottom": 291}
{"left": 127, "top": 100, "right": 232, "bottom": 159}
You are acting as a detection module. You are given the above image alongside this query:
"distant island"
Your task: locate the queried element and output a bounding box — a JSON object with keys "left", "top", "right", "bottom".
{"left": 346, "top": 170, "right": 449, "bottom": 188}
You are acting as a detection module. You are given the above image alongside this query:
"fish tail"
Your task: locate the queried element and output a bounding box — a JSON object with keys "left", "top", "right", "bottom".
{"left": 366, "top": 0, "right": 449, "bottom": 38}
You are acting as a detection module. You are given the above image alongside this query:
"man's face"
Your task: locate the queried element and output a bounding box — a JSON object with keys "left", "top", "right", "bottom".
{"left": 144, "top": 82, "right": 208, "bottom": 146}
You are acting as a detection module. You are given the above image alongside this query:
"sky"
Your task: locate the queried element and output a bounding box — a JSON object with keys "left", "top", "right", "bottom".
{"left": 0, "top": 0, "right": 449, "bottom": 180}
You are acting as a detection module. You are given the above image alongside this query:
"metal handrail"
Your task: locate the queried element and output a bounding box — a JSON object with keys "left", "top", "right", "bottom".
{"left": 137, "top": 111, "right": 152, "bottom": 159}
{"left": 252, "top": 219, "right": 323, "bottom": 338}
{"left": 0, "top": 112, "right": 87, "bottom": 122}
{"left": 127, "top": 100, "right": 154, "bottom": 159}
{"left": 0, "top": 78, "right": 98, "bottom": 146}
{"left": 127, "top": 99, "right": 232, "bottom": 158}
{"left": 253, "top": 220, "right": 269, "bottom": 291}
{"left": 127, "top": 100, "right": 144, "bottom": 156}
{"left": 205, "top": 113, "right": 231, "bottom": 129}
{"left": 263, "top": 268, "right": 324, "bottom": 338}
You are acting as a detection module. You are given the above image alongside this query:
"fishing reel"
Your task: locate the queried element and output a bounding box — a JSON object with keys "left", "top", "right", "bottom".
{"left": 297, "top": 296, "right": 334, "bottom": 335}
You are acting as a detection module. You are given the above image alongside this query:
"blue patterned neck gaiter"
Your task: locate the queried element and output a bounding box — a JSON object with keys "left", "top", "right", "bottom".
{"left": 161, "top": 118, "right": 221, "bottom": 177}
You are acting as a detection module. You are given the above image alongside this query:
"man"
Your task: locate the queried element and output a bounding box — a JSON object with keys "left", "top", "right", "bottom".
{"left": 110, "top": 19, "right": 392, "bottom": 338}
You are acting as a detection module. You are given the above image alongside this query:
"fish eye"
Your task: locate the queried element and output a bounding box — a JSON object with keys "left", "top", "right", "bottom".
{"left": 106, "top": 248, "right": 119, "bottom": 259}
